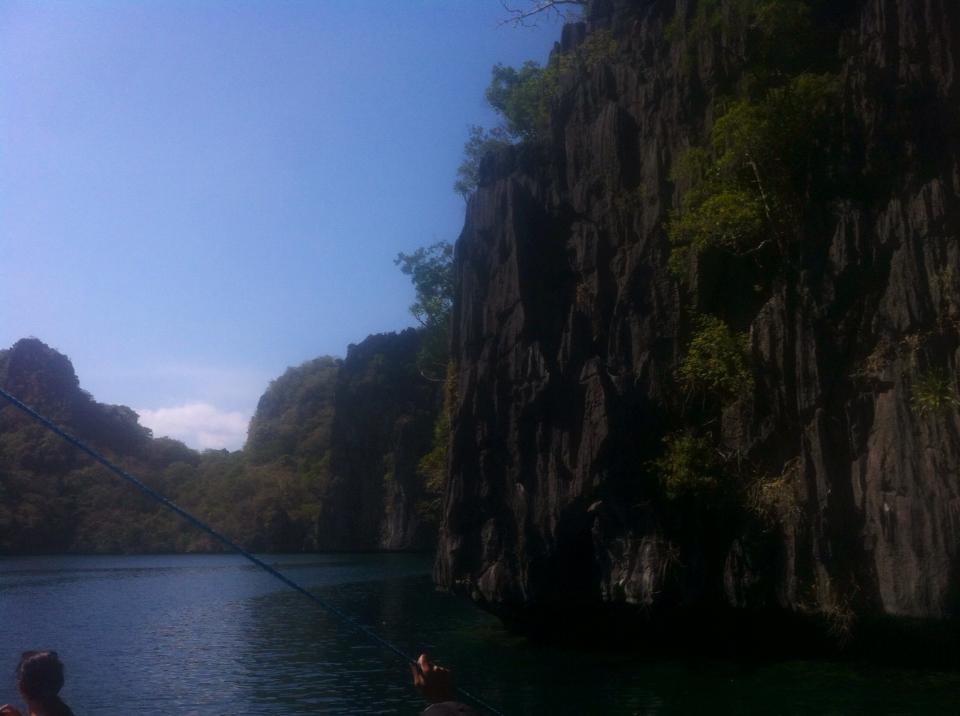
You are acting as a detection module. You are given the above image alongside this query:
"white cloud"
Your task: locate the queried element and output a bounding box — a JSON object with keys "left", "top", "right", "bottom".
{"left": 137, "top": 402, "right": 250, "bottom": 451}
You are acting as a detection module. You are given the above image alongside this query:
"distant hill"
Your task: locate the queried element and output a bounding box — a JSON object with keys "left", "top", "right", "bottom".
{"left": 0, "top": 333, "right": 440, "bottom": 554}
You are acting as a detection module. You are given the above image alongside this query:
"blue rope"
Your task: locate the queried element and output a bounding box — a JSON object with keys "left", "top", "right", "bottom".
{"left": 0, "top": 385, "right": 504, "bottom": 716}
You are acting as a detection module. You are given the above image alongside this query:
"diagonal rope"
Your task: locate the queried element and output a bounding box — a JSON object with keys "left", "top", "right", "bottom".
{"left": 0, "top": 385, "right": 504, "bottom": 716}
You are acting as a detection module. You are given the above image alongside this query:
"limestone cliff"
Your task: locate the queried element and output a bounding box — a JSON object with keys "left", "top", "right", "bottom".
{"left": 314, "top": 329, "right": 440, "bottom": 550}
{"left": 436, "top": 0, "right": 960, "bottom": 641}
{"left": 244, "top": 329, "right": 441, "bottom": 551}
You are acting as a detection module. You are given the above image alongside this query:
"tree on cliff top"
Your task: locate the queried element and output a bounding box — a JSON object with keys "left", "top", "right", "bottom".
{"left": 485, "top": 60, "right": 552, "bottom": 140}
{"left": 454, "top": 61, "right": 552, "bottom": 197}
{"left": 453, "top": 2, "right": 568, "bottom": 198}
{"left": 455, "top": 7, "right": 618, "bottom": 197}
{"left": 394, "top": 241, "right": 454, "bottom": 380}
{"left": 454, "top": 125, "right": 511, "bottom": 199}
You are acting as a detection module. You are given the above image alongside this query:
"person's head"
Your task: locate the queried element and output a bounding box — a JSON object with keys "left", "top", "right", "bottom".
{"left": 16, "top": 652, "right": 64, "bottom": 705}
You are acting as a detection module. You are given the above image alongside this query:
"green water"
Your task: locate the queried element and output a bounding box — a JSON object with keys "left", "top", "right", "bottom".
{"left": 0, "top": 554, "right": 956, "bottom": 714}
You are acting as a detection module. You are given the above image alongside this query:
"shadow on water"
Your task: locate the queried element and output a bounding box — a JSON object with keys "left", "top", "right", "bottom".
{"left": 1, "top": 555, "right": 959, "bottom": 714}
{"left": 238, "top": 574, "right": 960, "bottom": 715}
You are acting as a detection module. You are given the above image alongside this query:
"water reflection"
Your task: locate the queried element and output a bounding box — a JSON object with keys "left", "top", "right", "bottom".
{"left": 238, "top": 579, "right": 425, "bottom": 713}
{"left": 1, "top": 555, "right": 959, "bottom": 715}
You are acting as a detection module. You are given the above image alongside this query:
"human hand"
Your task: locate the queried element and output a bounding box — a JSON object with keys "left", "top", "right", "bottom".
{"left": 0, "top": 704, "right": 23, "bottom": 716}
{"left": 410, "top": 652, "right": 456, "bottom": 703}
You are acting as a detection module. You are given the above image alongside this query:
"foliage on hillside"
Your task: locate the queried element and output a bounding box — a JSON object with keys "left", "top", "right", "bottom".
{"left": 455, "top": 30, "right": 619, "bottom": 196}
{"left": 668, "top": 0, "right": 842, "bottom": 275}
{"left": 394, "top": 241, "right": 457, "bottom": 530}
{"left": 654, "top": 0, "right": 844, "bottom": 500}
{"left": 395, "top": 242, "right": 454, "bottom": 380}
{"left": 414, "top": 363, "right": 456, "bottom": 527}
{"left": 677, "top": 314, "right": 753, "bottom": 403}
{"left": 0, "top": 337, "right": 438, "bottom": 555}
{"left": 246, "top": 357, "right": 339, "bottom": 466}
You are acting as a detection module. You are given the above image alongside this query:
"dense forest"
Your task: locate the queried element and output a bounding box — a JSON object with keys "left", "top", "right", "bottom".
{"left": 0, "top": 332, "right": 442, "bottom": 554}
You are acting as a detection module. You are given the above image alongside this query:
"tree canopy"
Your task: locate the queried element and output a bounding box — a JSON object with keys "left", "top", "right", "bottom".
{"left": 454, "top": 126, "right": 512, "bottom": 199}
{"left": 395, "top": 241, "right": 454, "bottom": 379}
{"left": 394, "top": 242, "right": 453, "bottom": 330}
{"left": 454, "top": 19, "right": 619, "bottom": 198}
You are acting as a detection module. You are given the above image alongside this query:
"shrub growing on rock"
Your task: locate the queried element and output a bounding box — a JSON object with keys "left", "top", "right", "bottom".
{"left": 653, "top": 431, "right": 722, "bottom": 499}
{"left": 678, "top": 314, "right": 753, "bottom": 402}
{"left": 911, "top": 368, "right": 959, "bottom": 416}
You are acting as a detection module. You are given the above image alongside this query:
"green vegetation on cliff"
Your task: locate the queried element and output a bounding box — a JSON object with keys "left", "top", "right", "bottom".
{"left": 0, "top": 334, "right": 440, "bottom": 555}
{"left": 414, "top": 362, "right": 457, "bottom": 526}
{"left": 911, "top": 368, "right": 960, "bottom": 417}
{"left": 455, "top": 28, "right": 619, "bottom": 196}
{"left": 656, "top": 0, "right": 844, "bottom": 497}
{"left": 654, "top": 431, "right": 722, "bottom": 499}
{"left": 247, "top": 357, "right": 338, "bottom": 467}
{"left": 668, "top": 72, "right": 840, "bottom": 272}
{"left": 394, "top": 241, "right": 457, "bottom": 530}
{"left": 394, "top": 241, "right": 454, "bottom": 380}
{"left": 0, "top": 340, "right": 334, "bottom": 553}
{"left": 677, "top": 314, "right": 753, "bottom": 403}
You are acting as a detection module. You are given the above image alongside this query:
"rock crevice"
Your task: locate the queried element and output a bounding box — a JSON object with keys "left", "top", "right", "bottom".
{"left": 436, "top": 0, "right": 960, "bottom": 637}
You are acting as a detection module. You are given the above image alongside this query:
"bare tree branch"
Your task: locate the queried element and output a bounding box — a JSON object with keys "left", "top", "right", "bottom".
{"left": 498, "top": 0, "right": 587, "bottom": 28}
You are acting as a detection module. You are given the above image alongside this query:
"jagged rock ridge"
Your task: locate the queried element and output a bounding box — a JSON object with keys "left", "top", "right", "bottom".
{"left": 436, "top": 0, "right": 960, "bottom": 639}
{"left": 312, "top": 329, "right": 440, "bottom": 550}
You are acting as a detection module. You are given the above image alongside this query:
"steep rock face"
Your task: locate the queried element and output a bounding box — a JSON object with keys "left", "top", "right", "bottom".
{"left": 437, "top": 0, "right": 960, "bottom": 631}
{"left": 316, "top": 329, "right": 439, "bottom": 550}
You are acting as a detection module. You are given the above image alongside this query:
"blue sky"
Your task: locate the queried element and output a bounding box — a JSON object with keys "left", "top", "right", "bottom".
{"left": 0, "top": 1, "right": 567, "bottom": 449}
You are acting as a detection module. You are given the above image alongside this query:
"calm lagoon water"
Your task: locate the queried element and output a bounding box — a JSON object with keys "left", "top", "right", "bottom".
{"left": 0, "top": 554, "right": 957, "bottom": 715}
